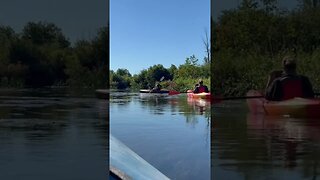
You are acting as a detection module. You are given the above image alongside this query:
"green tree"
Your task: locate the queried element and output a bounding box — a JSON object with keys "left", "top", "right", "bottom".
{"left": 133, "top": 69, "right": 149, "bottom": 89}
{"left": 168, "top": 64, "right": 177, "bottom": 78}
{"left": 22, "top": 21, "right": 70, "bottom": 48}
{"left": 109, "top": 68, "right": 132, "bottom": 89}
{"left": 116, "top": 68, "right": 131, "bottom": 77}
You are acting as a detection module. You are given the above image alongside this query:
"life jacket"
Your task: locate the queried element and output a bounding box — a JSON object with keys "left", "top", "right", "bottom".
{"left": 280, "top": 76, "right": 303, "bottom": 100}
{"left": 198, "top": 86, "right": 206, "bottom": 93}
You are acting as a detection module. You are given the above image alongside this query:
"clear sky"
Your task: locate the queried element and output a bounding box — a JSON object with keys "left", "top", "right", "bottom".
{"left": 110, "top": 0, "right": 210, "bottom": 75}
{"left": 0, "top": 0, "right": 108, "bottom": 44}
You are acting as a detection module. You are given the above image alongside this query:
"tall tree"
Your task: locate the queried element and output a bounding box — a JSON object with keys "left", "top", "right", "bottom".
{"left": 22, "top": 21, "right": 70, "bottom": 48}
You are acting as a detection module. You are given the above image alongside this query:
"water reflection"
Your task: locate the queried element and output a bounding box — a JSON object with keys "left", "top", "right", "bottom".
{"left": 213, "top": 100, "right": 320, "bottom": 179}
{"left": 247, "top": 114, "right": 320, "bottom": 169}
{"left": 110, "top": 92, "right": 210, "bottom": 180}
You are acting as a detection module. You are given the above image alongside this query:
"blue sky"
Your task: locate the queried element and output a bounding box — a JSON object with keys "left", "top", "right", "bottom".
{"left": 110, "top": 0, "right": 210, "bottom": 75}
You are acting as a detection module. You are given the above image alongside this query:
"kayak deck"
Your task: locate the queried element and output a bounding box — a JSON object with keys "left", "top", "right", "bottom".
{"left": 187, "top": 90, "right": 211, "bottom": 100}
{"left": 110, "top": 135, "right": 170, "bottom": 180}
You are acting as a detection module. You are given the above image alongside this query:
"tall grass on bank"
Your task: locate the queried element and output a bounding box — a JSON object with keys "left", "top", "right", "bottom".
{"left": 212, "top": 50, "right": 320, "bottom": 96}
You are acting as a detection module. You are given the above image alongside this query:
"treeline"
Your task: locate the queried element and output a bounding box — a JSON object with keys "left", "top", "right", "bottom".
{"left": 110, "top": 55, "right": 210, "bottom": 92}
{"left": 0, "top": 21, "right": 107, "bottom": 88}
{"left": 212, "top": 0, "right": 320, "bottom": 96}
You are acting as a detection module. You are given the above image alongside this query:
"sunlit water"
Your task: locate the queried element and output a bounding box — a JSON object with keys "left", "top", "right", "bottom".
{"left": 110, "top": 92, "right": 211, "bottom": 180}
{"left": 213, "top": 100, "right": 320, "bottom": 180}
{"left": 0, "top": 89, "right": 107, "bottom": 180}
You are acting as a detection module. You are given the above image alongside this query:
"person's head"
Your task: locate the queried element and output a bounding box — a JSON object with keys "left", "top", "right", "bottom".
{"left": 198, "top": 79, "right": 203, "bottom": 85}
{"left": 282, "top": 56, "right": 297, "bottom": 73}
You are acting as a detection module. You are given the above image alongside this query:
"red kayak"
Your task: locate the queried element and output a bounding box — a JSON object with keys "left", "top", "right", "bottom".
{"left": 187, "top": 90, "right": 211, "bottom": 100}
{"left": 247, "top": 90, "right": 320, "bottom": 118}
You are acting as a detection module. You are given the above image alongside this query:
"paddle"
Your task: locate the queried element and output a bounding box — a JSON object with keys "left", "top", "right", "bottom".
{"left": 149, "top": 76, "right": 165, "bottom": 93}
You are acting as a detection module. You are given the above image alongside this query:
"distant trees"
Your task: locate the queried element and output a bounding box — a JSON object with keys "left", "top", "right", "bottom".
{"left": 110, "top": 69, "right": 132, "bottom": 89}
{"left": 213, "top": 0, "right": 320, "bottom": 57}
{"left": 0, "top": 21, "right": 107, "bottom": 88}
{"left": 131, "top": 64, "right": 171, "bottom": 89}
{"left": 22, "top": 22, "right": 70, "bottom": 48}
{"left": 110, "top": 55, "right": 210, "bottom": 92}
{"left": 65, "top": 27, "right": 108, "bottom": 88}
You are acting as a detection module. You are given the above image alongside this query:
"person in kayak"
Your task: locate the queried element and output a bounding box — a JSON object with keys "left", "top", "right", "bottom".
{"left": 150, "top": 82, "right": 162, "bottom": 93}
{"left": 265, "top": 56, "right": 314, "bottom": 101}
{"left": 193, "top": 79, "right": 209, "bottom": 93}
{"left": 265, "top": 70, "right": 283, "bottom": 89}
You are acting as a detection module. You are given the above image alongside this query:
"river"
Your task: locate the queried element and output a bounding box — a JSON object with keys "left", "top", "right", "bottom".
{"left": 110, "top": 92, "right": 211, "bottom": 180}
{"left": 0, "top": 88, "right": 107, "bottom": 180}
{"left": 213, "top": 100, "right": 320, "bottom": 180}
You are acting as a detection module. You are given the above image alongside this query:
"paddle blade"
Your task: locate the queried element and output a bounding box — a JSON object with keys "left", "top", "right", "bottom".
{"left": 169, "top": 90, "right": 180, "bottom": 95}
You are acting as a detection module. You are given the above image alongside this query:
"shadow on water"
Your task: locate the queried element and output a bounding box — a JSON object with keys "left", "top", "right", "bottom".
{"left": 213, "top": 100, "right": 320, "bottom": 180}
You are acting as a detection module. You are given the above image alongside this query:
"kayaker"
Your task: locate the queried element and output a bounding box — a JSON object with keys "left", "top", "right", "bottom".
{"left": 193, "top": 79, "right": 209, "bottom": 93}
{"left": 266, "top": 70, "right": 283, "bottom": 89}
{"left": 265, "top": 56, "right": 314, "bottom": 101}
{"left": 150, "top": 82, "right": 162, "bottom": 93}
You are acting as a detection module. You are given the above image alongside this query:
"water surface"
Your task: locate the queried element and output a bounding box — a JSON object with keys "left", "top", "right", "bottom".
{"left": 0, "top": 89, "right": 107, "bottom": 180}
{"left": 110, "top": 92, "right": 211, "bottom": 180}
{"left": 213, "top": 100, "right": 320, "bottom": 180}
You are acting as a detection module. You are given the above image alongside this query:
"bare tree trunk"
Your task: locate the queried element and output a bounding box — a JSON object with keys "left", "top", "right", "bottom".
{"left": 203, "top": 28, "right": 211, "bottom": 64}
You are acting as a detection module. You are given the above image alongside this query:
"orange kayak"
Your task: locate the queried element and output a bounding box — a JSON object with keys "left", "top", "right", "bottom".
{"left": 247, "top": 90, "right": 320, "bottom": 118}
{"left": 187, "top": 90, "right": 211, "bottom": 100}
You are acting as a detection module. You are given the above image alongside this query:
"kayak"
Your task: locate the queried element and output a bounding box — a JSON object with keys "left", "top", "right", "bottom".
{"left": 110, "top": 135, "right": 170, "bottom": 180}
{"left": 139, "top": 89, "right": 170, "bottom": 94}
{"left": 187, "top": 90, "right": 211, "bottom": 100}
{"left": 247, "top": 90, "right": 320, "bottom": 117}
{"left": 139, "top": 89, "right": 171, "bottom": 98}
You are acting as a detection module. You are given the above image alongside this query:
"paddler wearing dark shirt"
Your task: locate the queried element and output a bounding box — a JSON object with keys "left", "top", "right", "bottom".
{"left": 150, "top": 82, "right": 162, "bottom": 93}
{"left": 265, "top": 56, "right": 314, "bottom": 101}
{"left": 193, "top": 79, "right": 209, "bottom": 93}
